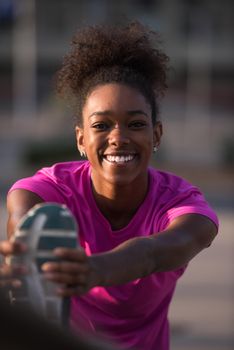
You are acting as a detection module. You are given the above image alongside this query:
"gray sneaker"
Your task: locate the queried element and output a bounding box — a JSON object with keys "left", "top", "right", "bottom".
{"left": 8, "top": 203, "right": 78, "bottom": 327}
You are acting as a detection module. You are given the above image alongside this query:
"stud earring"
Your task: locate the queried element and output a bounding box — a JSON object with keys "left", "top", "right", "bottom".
{"left": 79, "top": 149, "right": 86, "bottom": 157}
{"left": 153, "top": 146, "right": 158, "bottom": 153}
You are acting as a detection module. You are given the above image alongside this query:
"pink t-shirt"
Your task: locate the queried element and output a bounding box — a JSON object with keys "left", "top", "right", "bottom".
{"left": 9, "top": 161, "right": 218, "bottom": 350}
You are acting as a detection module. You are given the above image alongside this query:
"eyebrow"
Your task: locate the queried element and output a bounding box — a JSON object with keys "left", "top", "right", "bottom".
{"left": 89, "top": 110, "right": 149, "bottom": 118}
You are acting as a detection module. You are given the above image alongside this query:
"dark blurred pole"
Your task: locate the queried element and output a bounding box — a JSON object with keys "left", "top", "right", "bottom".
{"left": 12, "top": 0, "right": 36, "bottom": 122}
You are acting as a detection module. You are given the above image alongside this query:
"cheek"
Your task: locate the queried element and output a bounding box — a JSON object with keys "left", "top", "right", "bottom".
{"left": 142, "top": 132, "right": 154, "bottom": 149}
{"left": 83, "top": 131, "right": 104, "bottom": 156}
{"left": 83, "top": 129, "right": 94, "bottom": 147}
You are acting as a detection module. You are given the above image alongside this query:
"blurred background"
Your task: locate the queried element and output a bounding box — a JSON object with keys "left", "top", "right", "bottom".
{"left": 0, "top": 0, "right": 233, "bottom": 349}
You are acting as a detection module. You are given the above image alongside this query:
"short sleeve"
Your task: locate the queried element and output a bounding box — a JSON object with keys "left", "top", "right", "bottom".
{"left": 8, "top": 173, "right": 68, "bottom": 204}
{"left": 159, "top": 189, "right": 219, "bottom": 231}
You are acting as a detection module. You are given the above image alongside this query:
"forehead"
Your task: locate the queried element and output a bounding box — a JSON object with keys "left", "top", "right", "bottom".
{"left": 83, "top": 83, "right": 151, "bottom": 115}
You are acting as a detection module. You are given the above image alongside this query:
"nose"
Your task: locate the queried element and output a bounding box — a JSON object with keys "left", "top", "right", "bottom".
{"left": 109, "top": 125, "right": 130, "bottom": 147}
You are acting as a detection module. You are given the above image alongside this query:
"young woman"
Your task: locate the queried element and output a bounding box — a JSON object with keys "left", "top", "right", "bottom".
{"left": 1, "top": 22, "right": 218, "bottom": 350}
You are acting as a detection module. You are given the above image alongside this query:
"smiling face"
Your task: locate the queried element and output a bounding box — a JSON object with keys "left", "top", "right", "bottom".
{"left": 76, "top": 83, "right": 162, "bottom": 192}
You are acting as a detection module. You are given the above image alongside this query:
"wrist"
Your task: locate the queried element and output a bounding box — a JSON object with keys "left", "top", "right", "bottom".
{"left": 88, "top": 237, "right": 156, "bottom": 287}
{"left": 89, "top": 254, "right": 108, "bottom": 287}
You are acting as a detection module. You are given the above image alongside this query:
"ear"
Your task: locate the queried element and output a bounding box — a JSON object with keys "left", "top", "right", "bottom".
{"left": 75, "top": 126, "right": 85, "bottom": 154}
{"left": 153, "top": 121, "right": 163, "bottom": 148}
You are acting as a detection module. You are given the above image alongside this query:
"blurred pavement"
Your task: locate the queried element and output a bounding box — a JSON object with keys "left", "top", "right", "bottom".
{"left": 170, "top": 209, "right": 234, "bottom": 350}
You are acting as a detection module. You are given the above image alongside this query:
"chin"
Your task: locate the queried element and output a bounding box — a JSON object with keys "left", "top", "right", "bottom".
{"left": 104, "top": 173, "right": 140, "bottom": 187}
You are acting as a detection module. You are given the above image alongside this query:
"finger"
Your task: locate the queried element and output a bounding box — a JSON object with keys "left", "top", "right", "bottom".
{"left": 11, "top": 279, "right": 23, "bottom": 288}
{"left": 41, "top": 261, "right": 89, "bottom": 274}
{"left": 53, "top": 247, "right": 87, "bottom": 261}
{"left": 44, "top": 272, "right": 87, "bottom": 285}
{"left": 0, "top": 241, "right": 27, "bottom": 256}
{"left": 0, "top": 264, "right": 27, "bottom": 279}
{"left": 0, "top": 264, "right": 13, "bottom": 278}
{"left": 0, "top": 279, "right": 12, "bottom": 287}
{"left": 1, "top": 280, "right": 22, "bottom": 288}
{"left": 56, "top": 285, "right": 88, "bottom": 297}
{"left": 0, "top": 277, "right": 22, "bottom": 288}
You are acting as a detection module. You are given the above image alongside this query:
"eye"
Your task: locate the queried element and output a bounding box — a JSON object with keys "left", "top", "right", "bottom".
{"left": 91, "top": 122, "right": 109, "bottom": 131}
{"left": 129, "top": 120, "right": 147, "bottom": 129}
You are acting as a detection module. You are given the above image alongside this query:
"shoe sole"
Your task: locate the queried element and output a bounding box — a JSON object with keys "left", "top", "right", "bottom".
{"left": 8, "top": 203, "right": 78, "bottom": 326}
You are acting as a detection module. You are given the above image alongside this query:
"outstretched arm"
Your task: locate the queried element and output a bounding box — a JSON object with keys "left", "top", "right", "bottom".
{"left": 91, "top": 213, "right": 217, "bottom": 284}
{"left": 42, "top": 213, "right": 217, "bottom": 296}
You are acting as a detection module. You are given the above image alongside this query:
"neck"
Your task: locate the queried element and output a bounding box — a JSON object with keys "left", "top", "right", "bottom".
{"left": 91, "top": 174, "right": 149, "bottom": 230}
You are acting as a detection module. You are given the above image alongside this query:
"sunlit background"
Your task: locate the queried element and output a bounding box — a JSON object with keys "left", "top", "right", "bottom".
{"left": 0, "top": 1, "right": 233, "bottom": 349}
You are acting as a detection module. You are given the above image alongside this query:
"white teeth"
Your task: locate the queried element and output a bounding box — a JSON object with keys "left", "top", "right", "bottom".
{"left": 105, "top": 155, "right": 134, "bottom": 163}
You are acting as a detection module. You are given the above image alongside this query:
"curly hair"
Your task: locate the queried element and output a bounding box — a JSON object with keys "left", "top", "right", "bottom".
{"left": 56, "top": 21, "right": 169, "bottom": 125}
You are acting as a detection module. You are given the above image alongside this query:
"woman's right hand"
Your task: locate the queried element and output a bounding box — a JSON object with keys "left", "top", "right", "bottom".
{"left": 3, "top": 189, "right": 44, "bottom": 289}
{"left": 0, "top": 240, "right": 27, "bottom": 288}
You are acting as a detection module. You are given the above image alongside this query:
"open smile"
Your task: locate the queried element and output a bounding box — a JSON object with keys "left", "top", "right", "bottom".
{"left": 103, "top": 154, "right": 137, "bottom": 164}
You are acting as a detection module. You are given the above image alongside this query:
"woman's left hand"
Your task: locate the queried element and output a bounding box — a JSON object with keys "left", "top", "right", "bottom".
{"left": 41, "top": 247, "right": 100, "bottom": 297}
